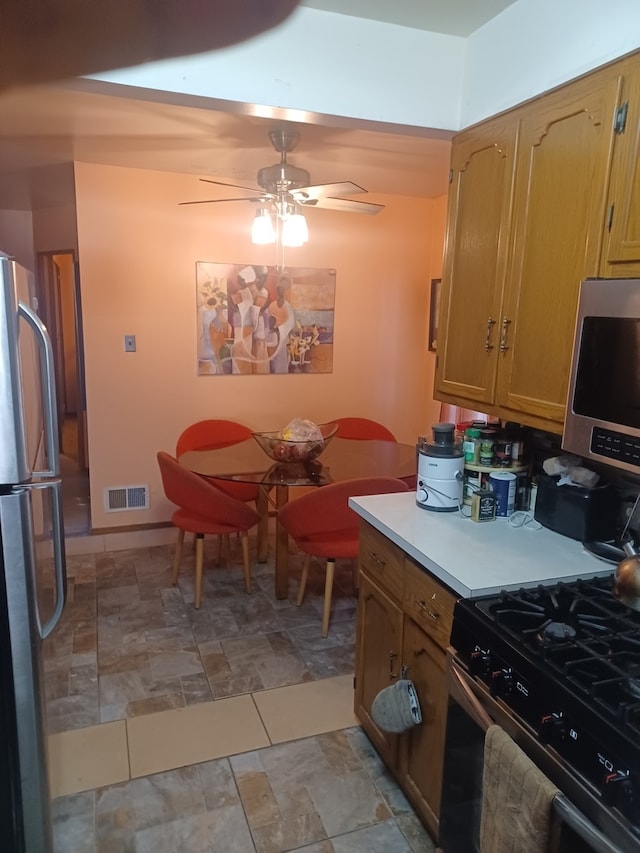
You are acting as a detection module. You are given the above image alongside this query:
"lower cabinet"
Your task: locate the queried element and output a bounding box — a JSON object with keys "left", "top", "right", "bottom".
{"left": 354, "top": 521, "right": 456, "bottom": 840}
{"left": 354, "top": 573, "right": 403, "bottom": 769}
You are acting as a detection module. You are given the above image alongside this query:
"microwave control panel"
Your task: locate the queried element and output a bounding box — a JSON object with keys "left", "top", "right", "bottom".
{"left": 591, "top": 427, "right": 640, "bottom": 469}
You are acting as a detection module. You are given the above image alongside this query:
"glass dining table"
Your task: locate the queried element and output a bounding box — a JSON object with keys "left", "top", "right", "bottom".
{"left": 178, "top": 437, "right": 417, "bottom": 599}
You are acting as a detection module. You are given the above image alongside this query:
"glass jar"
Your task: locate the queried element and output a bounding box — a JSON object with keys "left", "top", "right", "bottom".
{"left": 479, "top": 429, "right": 495, "bottom": 466}
{"left": 495, "top": 438, "right": 513, "bottom": 467}
{"left": 505, "top": 422, "right": 525, "bottom": 463}
{"left": 463, "top": 427, "right": 481, "bottom": 464}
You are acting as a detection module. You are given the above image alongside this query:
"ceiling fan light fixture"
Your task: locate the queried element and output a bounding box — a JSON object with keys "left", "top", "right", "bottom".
{"left": 251, "top": 208, "right": 276, "bottom": 244}
{"left": 282, "top": 212, "right": 309, "bottom": 247}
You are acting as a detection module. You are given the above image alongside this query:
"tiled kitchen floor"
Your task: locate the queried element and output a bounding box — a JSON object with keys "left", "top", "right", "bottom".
{"left": 49, "top": 529, "right": 435, "bottom": 852}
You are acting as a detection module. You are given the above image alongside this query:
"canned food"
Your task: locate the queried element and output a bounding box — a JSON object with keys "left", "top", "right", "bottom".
{"left": 489, "top": 471, "right": 517, "bottom": 517}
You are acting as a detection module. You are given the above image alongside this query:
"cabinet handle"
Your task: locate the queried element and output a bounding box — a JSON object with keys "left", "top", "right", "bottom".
{"left": 389, "top": 650, "right": 399, "bottom": 680}
{"left": 417, "top": 599, "right": 440, "bottom": 621}
{"left": 500, "top": 317, "right": 512, "bottom": 352}
{"left": 368, "top": 551, "right": 386, "bottom": 570}
{"left": 484, "top": 316, "right": 496, "bottom": 351}
{"left": 607, "top": 204, "right": 615, "bottom": 231}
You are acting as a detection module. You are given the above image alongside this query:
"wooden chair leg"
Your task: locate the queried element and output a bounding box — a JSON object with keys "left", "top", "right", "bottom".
{"left": 194, "top": 534, "right": 204, "bottom": 609}
{"left": 296, "top": 554, "right": 310, "bottom": 606}
{"left": 241, "top": 532, "right": 252, "bottom": 593}
{"left": 322, "top": 559, "right": 335, "bottom": 638}
{"left": 216, "top": 534, "right": 223, "bottom": 565}
{"left": 256, "top": 486, "right": 269, "bottom": 563}
{"left": 172, "top": 528, "right": 185, "bottom": 585}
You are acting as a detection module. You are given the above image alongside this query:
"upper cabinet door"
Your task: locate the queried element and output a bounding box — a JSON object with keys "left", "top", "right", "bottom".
{"left": 601, "top": 62, "right": 640, "bottom": 274}
{"left": 497, "top": 73, "right": 622, "bottom": 425}
{"left": 435, "top": 117, "right": 518, "bottom": 406}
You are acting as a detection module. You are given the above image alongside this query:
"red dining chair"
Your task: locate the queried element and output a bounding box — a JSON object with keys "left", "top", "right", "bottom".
{"left": 278, "top": 476, "right": 409, "bottom": 637}
{"left": 330, "top": 417, "right": 417, "bottom": 490}
{"left": 330, "top": 417, "right": 397, "bottom": 442}
{"left": 175, "top": 419, "right": 259, "bottom": 504}
{"left": 157, "top": 451, "right": 260, "bottom": 608}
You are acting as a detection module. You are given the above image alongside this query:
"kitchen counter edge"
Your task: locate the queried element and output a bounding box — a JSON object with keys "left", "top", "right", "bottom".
{"left": 349, "top": 492, "right": 612, "bottom": 599}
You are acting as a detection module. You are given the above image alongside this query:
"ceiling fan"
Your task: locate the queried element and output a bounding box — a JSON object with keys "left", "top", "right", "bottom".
{"left": 179, "top": 127, "right": 385, "bottom": 219}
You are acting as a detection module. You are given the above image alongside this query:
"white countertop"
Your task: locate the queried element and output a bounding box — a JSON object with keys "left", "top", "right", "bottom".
{"left": 349, "top": 492, "right": 613, "bottom": 599}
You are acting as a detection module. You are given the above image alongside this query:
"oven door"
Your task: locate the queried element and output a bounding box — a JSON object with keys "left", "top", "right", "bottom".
{"left": 438, "top": 651, "right": 633, "bottom": 853}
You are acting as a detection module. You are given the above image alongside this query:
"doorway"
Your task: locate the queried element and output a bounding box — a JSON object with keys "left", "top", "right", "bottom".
{"left": 36, "top": 251, "right": 90, "bottom": 536}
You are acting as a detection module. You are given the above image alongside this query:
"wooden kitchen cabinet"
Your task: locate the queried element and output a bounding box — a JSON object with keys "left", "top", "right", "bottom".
{"left": 396, "top": 618, "right": 448, "bottom": 832}
{"left": 354, "top": 521, "right": 456, "bottom": 839}
{"left": 601, "top": 56, "right": 640, "bottom": 276}
{"left": 436, "top": 55, "right": 633, "bottom": 433}
{"left": 498, "top": 71, "right": 621, "bottom": 426}
{"left": 354, "top": 573, "right": 403, "bottom": 768}
{"left": 435, "top": 114, "right": 518, "bottom": 408}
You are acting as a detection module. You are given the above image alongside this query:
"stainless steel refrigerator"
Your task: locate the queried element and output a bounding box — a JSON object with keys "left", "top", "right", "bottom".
{"left": 0, "top": 253, "right": 66, "bottom": 852}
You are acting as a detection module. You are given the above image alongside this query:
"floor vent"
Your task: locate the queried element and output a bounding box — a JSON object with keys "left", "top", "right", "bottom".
{"left": 104, "top": 485, "right": 149, "bottom": 512}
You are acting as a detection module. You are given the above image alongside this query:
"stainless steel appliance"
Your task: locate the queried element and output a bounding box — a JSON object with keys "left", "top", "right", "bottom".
{"left": 439, "top": 575, "right": 640, "bottom": 852}
{"left": 0, "top": 253, "right": 66, "bottom": 851}
{"left": 563, "top": 277, "right": 640, "bottom": 475}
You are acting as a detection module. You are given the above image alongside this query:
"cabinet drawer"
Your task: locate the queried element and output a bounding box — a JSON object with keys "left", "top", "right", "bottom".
{"left": 403, "top": 559, "right": 456, "bottom": 649}
{"left": 359, "top": 521, "right": 405, "bottom": 602}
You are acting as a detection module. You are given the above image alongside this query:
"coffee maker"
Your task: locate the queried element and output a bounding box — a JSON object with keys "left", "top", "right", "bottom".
{"left": 416, "top": 423, "right": 464, "bottom": 512}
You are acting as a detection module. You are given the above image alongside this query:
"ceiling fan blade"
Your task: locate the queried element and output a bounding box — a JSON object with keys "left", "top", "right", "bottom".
{"left": 302, "top": 196, "right": 385, "bottom": 215}
{"left": 199, "top": 177, "right": 267, "bottom": 195}
{"left": 179, "top": 197, "right": 265, "bottom": 206}
{"left": 291, "top": 181, "right": 366, "bottom": 201}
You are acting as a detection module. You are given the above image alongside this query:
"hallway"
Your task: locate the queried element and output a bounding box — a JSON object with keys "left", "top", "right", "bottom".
{"left": 60, "top": 415, "right": 90, "bottom": 537}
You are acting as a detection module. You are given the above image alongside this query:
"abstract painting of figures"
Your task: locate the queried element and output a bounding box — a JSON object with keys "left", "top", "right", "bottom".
{"left": 196, "top": 263, "right": 335, "bottom": 375}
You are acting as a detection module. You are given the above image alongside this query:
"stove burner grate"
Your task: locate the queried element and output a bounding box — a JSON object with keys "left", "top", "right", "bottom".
{"left": 457, "top": 573, "right": 640, "bottom": 838}
{"left": 470, "top": 574, "right": 640, "bottom": 734}
{"left": 479, "top": 576, "right": 639, "bottom": 653}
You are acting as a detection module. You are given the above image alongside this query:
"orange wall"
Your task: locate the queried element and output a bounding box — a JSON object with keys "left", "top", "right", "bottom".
{"left": 73, "top": 162, "right": 445, "bottom": 529}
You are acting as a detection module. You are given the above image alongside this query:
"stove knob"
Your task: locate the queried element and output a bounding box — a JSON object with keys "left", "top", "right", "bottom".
{"left": 539, "top": 713, "right": 566, "bottom": 744}
{"left": 501, "top": 670, "right": 513, "bottom": 695}
{"left": 489, "top": 668, "right": 513, "bottom": 697}
{"left": 602, "top": 772, "right": 633, "bottom": 808}
{"left": 469, "top": 649, "right": 490, "bottom": 676}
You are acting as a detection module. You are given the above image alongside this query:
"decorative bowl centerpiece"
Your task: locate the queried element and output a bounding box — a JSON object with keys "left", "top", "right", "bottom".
{"left": 252, "top": 420, "right": 338, "bottom": 463}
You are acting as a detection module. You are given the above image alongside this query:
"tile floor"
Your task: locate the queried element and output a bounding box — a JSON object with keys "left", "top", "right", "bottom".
{"left": 48, "top": 528, "right": 436, "bottom": 852}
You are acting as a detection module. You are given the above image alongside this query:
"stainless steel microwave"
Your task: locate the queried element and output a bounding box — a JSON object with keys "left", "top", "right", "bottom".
{"left": 562, "top": 277, "right": 640, "bottom": 476}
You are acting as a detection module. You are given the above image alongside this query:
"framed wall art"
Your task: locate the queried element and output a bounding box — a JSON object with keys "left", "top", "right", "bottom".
{"left": 196, "top": 262, "right": 336, "bottom": 375}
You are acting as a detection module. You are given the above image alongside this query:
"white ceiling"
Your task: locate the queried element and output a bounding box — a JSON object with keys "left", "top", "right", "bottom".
{"left": 301, "top": 0, "right": 516, "bottom": 37}
{"left": 0, "top": 1, "right": 516, "bottom": 211}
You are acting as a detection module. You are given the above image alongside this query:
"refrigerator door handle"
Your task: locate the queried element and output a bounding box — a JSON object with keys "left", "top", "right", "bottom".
{"left": 18, "top": 300, "right": 59, "bottom": 478}
{"left": 28, "top": 480, "right": 67, "bottom": 639}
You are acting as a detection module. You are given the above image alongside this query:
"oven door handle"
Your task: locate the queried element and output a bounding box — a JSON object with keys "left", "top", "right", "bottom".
{"left": 448, "top": 655, "right": 493, "bottom": 732}
{"left": 553, "top": 793, "right": 622, "bottom": 853}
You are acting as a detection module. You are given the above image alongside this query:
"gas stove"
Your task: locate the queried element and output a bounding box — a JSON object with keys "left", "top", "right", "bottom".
{"left": 450, "top": 573, "right": 640, "bottom": 844}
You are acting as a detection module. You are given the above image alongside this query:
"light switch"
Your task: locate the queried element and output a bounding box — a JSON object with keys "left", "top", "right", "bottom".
{"left": 124, "top": 335, "right": 136, "bottom": 352}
